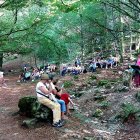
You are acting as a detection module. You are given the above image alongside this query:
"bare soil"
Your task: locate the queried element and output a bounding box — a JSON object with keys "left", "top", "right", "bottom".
{"left": 0, "top": 62, "right": 140, "bottom": 140}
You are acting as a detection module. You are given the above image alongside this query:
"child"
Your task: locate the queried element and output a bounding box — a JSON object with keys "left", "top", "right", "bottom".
{"left": 52, "top": 78, "right": 75, "bottom": 115}
{"left": 60, "top": 88, "right": 75, "bottom": 115}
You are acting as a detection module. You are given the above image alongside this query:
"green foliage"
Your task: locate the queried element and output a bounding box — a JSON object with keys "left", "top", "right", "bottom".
{"left": 1, "top": 0, "right": 139, "bottom": 68}
{"left": 18, "top": 96, "right": 53, "bottom": 121}
{"left": 135, "top": 92, "right": 140, "bottom": 102}
{"left": 92, "top": 109, "right": 103, "bottom": 118}
{"left": 90, "top": 75, "right": 97, "bottom": 80}
{"left": 73, "top": 75, "right": 79, "bottom": 80}
{"left": 116, "top": 102, "right": 140, "bottom": 122}
{"left": 98, "top": 101, "right": 111, "bottom": 109}
{"left": 97, "top": 79, "right": 109, "bottom": 87}
{"left": 18, "top": 96, "right": 37, "bottom": 116}
{"left": 94, "top": 95, "right": 106, "bottom": 102}
{"left": 64, "top": 80, "right": 73, "bottom": 88}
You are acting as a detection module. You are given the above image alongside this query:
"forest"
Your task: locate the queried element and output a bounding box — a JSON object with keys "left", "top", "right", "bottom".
{"left": 0, "top": 0, "right": 140, "bottom": 140}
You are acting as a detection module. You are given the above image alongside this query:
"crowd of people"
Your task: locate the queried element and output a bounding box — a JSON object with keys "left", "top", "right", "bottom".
{"left": 60, "top": 55, "right": 119, "bottom": 76}
{"left": 17, "top": 64, "right": 57, "bottom": 83}
{"left": 1, "top": 53, "right": 140, "bottom": 128}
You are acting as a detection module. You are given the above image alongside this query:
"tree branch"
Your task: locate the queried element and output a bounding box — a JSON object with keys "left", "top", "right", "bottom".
{"left": 102, "top": 1, "right": 140, "bottom": 23}
{"left": 0, "top": 20, "right": 40, "bottom": 38}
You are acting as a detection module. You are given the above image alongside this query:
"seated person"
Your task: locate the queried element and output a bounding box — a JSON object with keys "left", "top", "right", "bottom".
{"left": 51, "top": 79, "right": 75, "bottom": 115}
{"left": 89, "top": 60, "right": 96, "bottom": 72}
{"left": 46, "top": 77, "right": 67, "bottom": 120}
{"left": 24, "top": 71, "right": 31, "bottom": 81}
{"left": 71, "top": 67, "right": 80, "bottom": 75}
{"left": 106, "top": 56, "right": 115, "bottom": 68}
{"left": 61, "top": 67, "right": 67, "bottom": 76}
{"left": 59, "top": 88, "right": 75, "bottom": 115}
{"left": 83, "top": 68, "right": 87, "bottom": 73}
{"left": 36, "top": 74, "right": 64, "bottom": 127}
{"left": 18, "top": 71, "right": 31, "bottom": 82}
{"left": 31, "top": 68, "right": 40, "bottom": 81}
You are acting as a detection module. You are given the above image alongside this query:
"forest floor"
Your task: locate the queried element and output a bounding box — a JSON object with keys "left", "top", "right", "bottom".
{"left": 0, "top": 62, "right": 140, "bottom": 140}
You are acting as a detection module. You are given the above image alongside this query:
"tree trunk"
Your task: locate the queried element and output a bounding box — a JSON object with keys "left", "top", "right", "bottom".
{"left": 0, "top": 52, "right": 3, "bottom": 70}
{"left": 80, "top": 13, "right": 84, "bottom": 63}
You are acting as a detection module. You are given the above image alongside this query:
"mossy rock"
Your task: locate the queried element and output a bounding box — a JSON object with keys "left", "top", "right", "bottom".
{"left": 18, "top": 96, "right": 37, "bottom": 117}
{"left": 90, "top": 75, "right": 97, "bottom": 80}
{"left": 105, "top": 83, "right": 112, "bottom": 89}
{"left": 83, "top": 137, "right": 96, "bottom": 140}
{"left": 18, "top": 96, "right": 53, "bottom": 126}
{"left": 135, "top": 92, "right": 140, "bottom": 102}
{"left": 115, "top": 85, "right": 129, "bottom": 92}
{"left": 98, "top": 101, "right": 111, "bottom": 109}
{"left": 116, "top": 102, "right": 140, "bottom": 122}
{"left": 94, "top": 95, "right": 106, "bottom": 101}
{"left": 92, "top": 109, "right": 103, "bottom": 118}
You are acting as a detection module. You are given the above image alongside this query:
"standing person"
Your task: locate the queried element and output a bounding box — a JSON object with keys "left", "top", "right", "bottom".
{"left": 133, "top": 54, "right": 140, "bottom": 87}
{"left": 36, "top": 74, "right": 63, "bottom": 127}
{"left": 136, "top": 54, "right": 140, "bottom": 67}
{"left": 0, "top": 71, "right": 7, "bottom": 87}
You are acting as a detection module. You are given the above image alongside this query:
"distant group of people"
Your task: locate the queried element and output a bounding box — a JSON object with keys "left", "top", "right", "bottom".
{"left": 36, "top": 74, "right": 75, "bottom": 127}
{"left": 17, "top": 67, "right": 41, "bottom": 82}
{"left": 17, "top": 63, "right": 57, "bottom": 83}
{"left": 60, "top": 55, "right": 119, "bottom": 76}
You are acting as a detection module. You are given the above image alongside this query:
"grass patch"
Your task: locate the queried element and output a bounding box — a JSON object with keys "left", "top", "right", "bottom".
{"left": 97, "top": 79, "right": 109, "bottom": 87}
{"left": 64, "top": 81, "right": 73, "bottom": 88}
{"left": 116, "top": 102, "right": 140, "bottom": 122}
{"left": 98, "top": 101, "right": 111, "bottom": 109}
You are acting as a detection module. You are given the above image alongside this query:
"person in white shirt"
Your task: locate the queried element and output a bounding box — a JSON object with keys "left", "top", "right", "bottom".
{"left": 0, "top": 71, "right": 7, "bottom": 87}
{"left": 36, "top": 74, "right": 63, "bottom": 127}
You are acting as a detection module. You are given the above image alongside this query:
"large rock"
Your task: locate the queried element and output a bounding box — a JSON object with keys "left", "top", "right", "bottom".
{"left": 18, "top": 96, "right": 53, "bottom": 127}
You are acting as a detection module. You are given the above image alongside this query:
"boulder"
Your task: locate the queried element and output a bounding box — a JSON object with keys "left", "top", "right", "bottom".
{"left": 18, "top": 96, "right": 53, "bottom": 127}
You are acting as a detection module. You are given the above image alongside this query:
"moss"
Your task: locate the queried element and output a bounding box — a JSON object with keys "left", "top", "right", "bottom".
{"left": 135, "top": 92, "right": 140, "bottom": 102}
{"left": 92, "top": 109, "right": 103, "bottom": 118}
{"left": 97, "top": 80, "right": 109, "bottom": 87}
{"left": 116, "top": 102, "right": 140, "bottom": 122}
{"left": 99, "top": 101, "right": 111, "bottom": 109}
{"left": 18, "top": 96, "right": 53, "bottom": 126}
{"left": 64, "top": 81, "right": 73, "bottom": 88}
{"left": 73, "top": 75, "right": 79, "bottom": 80}
{"left": 90, "top": 75, "right": 97, "bottom": 80}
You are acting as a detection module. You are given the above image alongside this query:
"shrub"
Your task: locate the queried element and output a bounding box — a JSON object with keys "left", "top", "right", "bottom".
{"left": 116, "top": 102, "right": 140, "bottom": 122}
{"left": 90, "top": 75, "right": 97, "bottom": 80}
{"left": 135, "top": 92, "right": 140, "bottom": 102}
{"left": 97, "top": 80, "right": 109, "bottom": 87}
{"left": 92, "top": 109, "right": 103, "bottom": 118}
{"left": 73, "top": 75, "right": 79, "bottom": 80}
{"left": 99, "top": 101, "right": 111, "bottom": 109}
{"left": 64, "top": 81, "right": 73, "bottom": 88}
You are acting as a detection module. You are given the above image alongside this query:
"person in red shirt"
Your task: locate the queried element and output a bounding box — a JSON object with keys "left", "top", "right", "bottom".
{"left": 60, "top": 88, "right": 75, "bottom": 115}
{"left": 51, "top": 78, "right": 75, "bottom": 115}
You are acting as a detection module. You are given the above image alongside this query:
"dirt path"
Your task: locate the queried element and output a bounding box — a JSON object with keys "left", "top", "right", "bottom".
{"left": 1, "top": 72, "right": 140, "bottom": 140}
{"left": 0, "top": 76, "right": 57, "bottom": 140}
{"left": 0, "top": 75, "right": 95, "bottom": 140}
